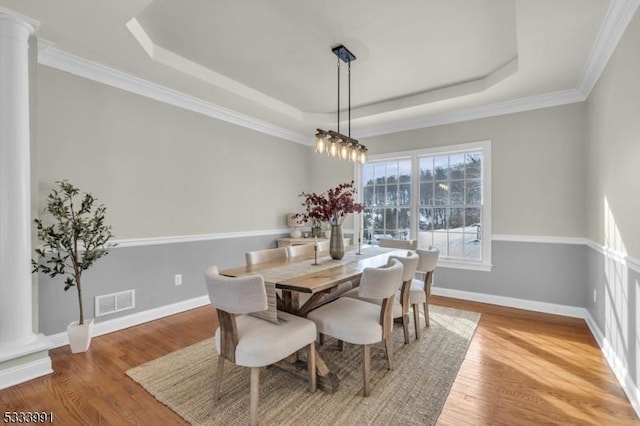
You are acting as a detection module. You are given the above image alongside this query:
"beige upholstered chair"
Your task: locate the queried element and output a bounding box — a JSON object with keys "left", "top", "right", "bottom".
{"left": 379, "top": 238, "right": 418, "bottom": 250}
{"left": 205, "top": 266, "right": 317, "bottom": 426}
{"left": 245, "top": 247, "right": 289, "bottom": 305}
{"left": 307, "top": 260, "right": 404, "bottom": 396}
{"left": 411, "top": 247, "right": 440, "bottom": 334}
{"left": 342, "top": 251, "right": 419, "bottom": 344}
{"left": 245, "top": 247, "right": 289, "bottom": 266}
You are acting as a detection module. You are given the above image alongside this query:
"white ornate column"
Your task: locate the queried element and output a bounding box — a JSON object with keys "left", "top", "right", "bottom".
{"left": 0, "top": 8, "right": 51, "bottom": 389}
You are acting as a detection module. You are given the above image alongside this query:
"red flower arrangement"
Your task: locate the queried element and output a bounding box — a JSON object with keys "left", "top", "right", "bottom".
{"left": 294, "top": 181, "right": 364, "bottom": 226}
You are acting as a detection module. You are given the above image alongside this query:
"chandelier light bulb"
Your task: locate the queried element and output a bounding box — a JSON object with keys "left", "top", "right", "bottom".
{"left": 315, "top": 132, "right": 326, "bottom": 154}
{"left": 340, "top": 142, "right": 349, "bottom": 159}
{"left": 350, "top": 145, "right": 359, "bottom": 162}
{"left": 329, "top": 137, "right": 339, "bottom": 157}
{"left": 359, "top": 149, "right": 367, "bottom": 164}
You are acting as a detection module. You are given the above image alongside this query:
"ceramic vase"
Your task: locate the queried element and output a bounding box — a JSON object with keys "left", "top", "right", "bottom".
{"left": 67, "top": 319, "right": 93, "bottom": 353}
{"left": 329, "top": 224, "right": 345, "bottom": 259}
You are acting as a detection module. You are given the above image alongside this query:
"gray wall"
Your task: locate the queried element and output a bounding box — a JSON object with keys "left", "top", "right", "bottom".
{"left": 310, "top": 103, "right": 590, "bottom": 309}
{"left": 38, "top": 233, "right": 285, "bottom": 335}
{"left": 437, "top": 241, "right": 587, "bottom": 307}
{"left": 34, "top": 65, "right": 312, "bottom": 333}
{"left": 585, "top": 9, "right": 640, "bottom": 400}
{"left": 361, "top": 103, "right": 588, "bottom": 237}
{"left": 36, "top": 66, "right": 312, "bottom": 238}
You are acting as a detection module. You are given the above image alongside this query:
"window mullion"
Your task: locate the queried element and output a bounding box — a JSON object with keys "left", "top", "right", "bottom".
{"left": 411, "top": 155, "right": 419, "bottom": 242}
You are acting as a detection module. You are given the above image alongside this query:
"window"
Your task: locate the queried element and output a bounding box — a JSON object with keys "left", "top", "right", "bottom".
{"left": 359, "top": 141, "right": 491, "bottom": 271}
{"left": 362, "top": 159, "right": 412, "bottom": 241}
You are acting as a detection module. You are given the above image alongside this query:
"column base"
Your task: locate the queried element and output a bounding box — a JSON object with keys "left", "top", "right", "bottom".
{"left": 0, "top": 334, "right": 52, "bottom": 390}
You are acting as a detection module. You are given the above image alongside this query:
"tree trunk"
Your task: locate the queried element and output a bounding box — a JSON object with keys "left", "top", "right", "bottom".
{"left": 76, "top": 275, "right": 84, "bottom": 326}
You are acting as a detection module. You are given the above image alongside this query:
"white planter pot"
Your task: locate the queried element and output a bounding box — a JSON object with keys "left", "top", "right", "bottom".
{"left": 67, "top": 319, "right": 93, "bottom": 353}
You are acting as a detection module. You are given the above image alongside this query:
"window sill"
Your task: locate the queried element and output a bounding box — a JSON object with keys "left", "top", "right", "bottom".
{"left": 437, "top": 259, "right": 493, "bottom": 272}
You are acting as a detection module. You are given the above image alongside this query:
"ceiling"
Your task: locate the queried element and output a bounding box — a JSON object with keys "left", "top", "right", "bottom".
{"left": 0, "top": 0, "right": 634, "bottom": 144}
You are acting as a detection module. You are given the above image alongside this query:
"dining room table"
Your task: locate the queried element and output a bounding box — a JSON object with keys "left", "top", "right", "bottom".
{"left": 219, "top": 245, "right": 408, "bottom": 393}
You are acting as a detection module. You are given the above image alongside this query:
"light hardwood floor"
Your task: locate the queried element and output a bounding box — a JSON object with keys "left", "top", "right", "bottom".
{"left": 1, "top": 296, "right": 638, "bottom": 425}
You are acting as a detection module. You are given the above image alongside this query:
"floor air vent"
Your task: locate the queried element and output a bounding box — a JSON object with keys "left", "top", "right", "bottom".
{"left": 95, "top": 289, "right": 135, "bottom": 317}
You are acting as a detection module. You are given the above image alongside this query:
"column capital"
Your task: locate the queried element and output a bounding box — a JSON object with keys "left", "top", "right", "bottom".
{"left": 0, "top": 6, "right": 39, "bottom": 35}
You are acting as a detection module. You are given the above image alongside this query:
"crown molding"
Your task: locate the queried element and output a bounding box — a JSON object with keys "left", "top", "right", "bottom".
{"left": 578, "top": 0, "right": 640, "bottom": 97}
{"left": 0, "top": 5, "right": 40, "bottom": 30}
{"left": 355, "top": 89, "right": 586, "bottom": 138}
{"left": 32, "top": 0, "right": 639, "bottom": 143}
{"left": 36, "top": 41, "right": 310, "bottom": 146}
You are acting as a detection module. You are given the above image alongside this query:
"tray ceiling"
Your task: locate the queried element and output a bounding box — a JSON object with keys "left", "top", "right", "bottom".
{"left": 0, "top": 0, "right": 623, "bottom": 141}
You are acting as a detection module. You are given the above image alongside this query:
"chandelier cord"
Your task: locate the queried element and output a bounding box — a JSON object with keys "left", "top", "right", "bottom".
{"left": 348, "top": 60, "right": 351, "bottom": 138}
{"left": 337, "top": 58, "right": 341, "bottom": 135}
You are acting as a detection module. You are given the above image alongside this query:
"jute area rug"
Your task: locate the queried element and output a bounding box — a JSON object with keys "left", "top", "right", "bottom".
{"left": 126, "top": 305, "right": 480, "bottom": 426}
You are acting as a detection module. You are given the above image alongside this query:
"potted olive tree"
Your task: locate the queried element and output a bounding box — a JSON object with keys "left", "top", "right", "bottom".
{"left": 32, "top": 181, "right": 115, "bottom": 353}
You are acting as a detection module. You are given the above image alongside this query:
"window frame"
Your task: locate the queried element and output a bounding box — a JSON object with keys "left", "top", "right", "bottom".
{"left": 355, "top": 140, "right": 492, "bottom": 272}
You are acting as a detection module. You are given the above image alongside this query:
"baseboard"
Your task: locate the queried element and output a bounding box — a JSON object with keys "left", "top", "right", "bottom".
{"left": 0, "top": 356, "right": 52, "bottom": 390}
{"left": 431, "top": 286, "right": 587, "bottom": 318}
{"left": 46, "top": 295, "right": 211, "bottom": 348}
{"left": 584, "top": 311, "right": 640, "bottom": 419}
{"left": 0, "top": 334, "right": 52, "bottom": 390}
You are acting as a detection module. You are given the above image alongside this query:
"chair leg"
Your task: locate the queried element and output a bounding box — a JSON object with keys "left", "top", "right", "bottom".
{"left": 308, "top": 342, "right": 317, "bottom": 393}
{"left": 318, "top": 333, "right": 324, "bottom": 346}
{"left": 424, "top": 302, "right": 430, "bottom": 327}
{"left": 362, "top": 344, "right": 371, "bottom": 397}
{"left": 213, "top": 356, "right": 225, "bottom": 402}
{"left": 402, "top": 314, "right": 410, "bottom": 344}
{"left": 413, "top": 304, "right": 421, "bottom": 339}
{"left": 250, "top": 367, "right": 260, "bottom": 426}
{"left": 384, "top": 338, "right": 394, "bottom": 371}
{"left": 337, "top": 339, "right": 345, "bottom": 351}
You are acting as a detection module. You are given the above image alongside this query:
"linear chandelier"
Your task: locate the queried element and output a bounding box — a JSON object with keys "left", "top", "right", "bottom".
{"left": 315, "top": 45, "right": 367, "bottom": 164}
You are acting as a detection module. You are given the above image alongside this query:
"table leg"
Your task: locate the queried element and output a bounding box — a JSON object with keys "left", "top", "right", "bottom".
{"left": 277, "top": 289, "right": 339, "bottom": 392}
{"left": 273, "top": 348, "right": 338, "bottom": 393}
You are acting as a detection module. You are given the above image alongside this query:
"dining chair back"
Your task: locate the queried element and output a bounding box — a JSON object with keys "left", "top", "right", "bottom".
{"left": 386, "top": 251, "right": 419, "bottom": 343}
{"left": 342, "top": 250, "right": 419, "bottom": 344}
{"left": 245, "top": 247, "right": 288, "bottom": 266}
{"left": 416, "top": 247, "right": 439, "bottom": 274}
{"left": 411, "top": 247, "right": 440, "bottom": 331}
{"left": 204, "top": 265, "right": 317, "bottom": 426}
{"left": 286, "top": 243, "right": 316, "bottom": 258}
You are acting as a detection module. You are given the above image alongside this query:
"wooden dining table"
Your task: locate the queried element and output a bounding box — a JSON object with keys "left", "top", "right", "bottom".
{"left": 219, "top": 245, "right": 407, "bottom": 393}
